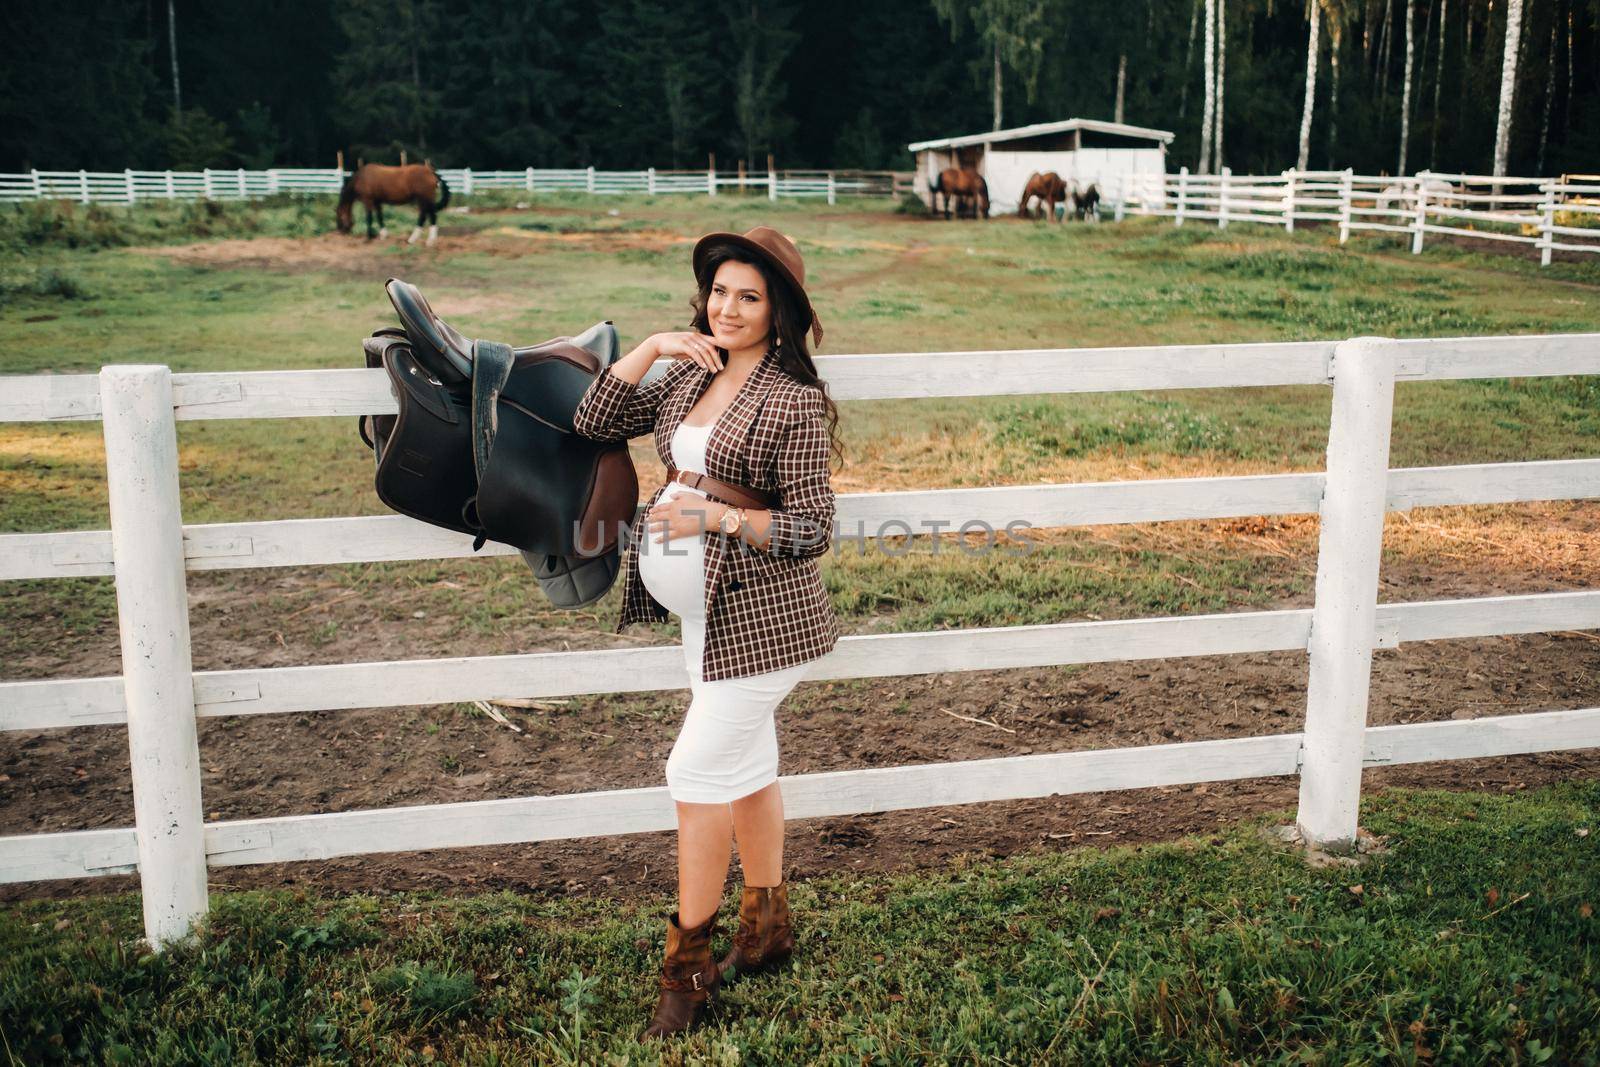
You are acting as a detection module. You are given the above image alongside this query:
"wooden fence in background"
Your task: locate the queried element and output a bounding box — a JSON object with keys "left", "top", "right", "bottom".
{"left": 1108, "top": 169, "right": 1600, "bottom": 266}
{"left": 0, "top": 166, "right": 913, "bottom": 205}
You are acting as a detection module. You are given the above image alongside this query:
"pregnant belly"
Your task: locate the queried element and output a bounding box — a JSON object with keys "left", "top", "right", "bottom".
{"left": 637, "top": 484, "right": 709, "bottom": 618}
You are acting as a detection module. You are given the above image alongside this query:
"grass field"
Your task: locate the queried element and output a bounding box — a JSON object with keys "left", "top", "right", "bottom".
{"left": 2, "top": 193, "right": 1597, "bottom": 651}
{"left": 2, "top": 781, "right": 1596, "bottom": 1064}
{"left": 3, "top": 194, "right": 1598, "bottom": 1062}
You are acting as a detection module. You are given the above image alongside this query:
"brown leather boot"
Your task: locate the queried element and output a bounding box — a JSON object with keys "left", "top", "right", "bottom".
{"left": 641, "top": 908, "right": 724, "bottom": 1039}
{"left": 717, "top": 879, "right": 794, "bottom": 981}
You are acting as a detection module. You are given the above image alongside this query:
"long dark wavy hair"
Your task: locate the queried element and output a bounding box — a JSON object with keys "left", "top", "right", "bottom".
{"left": 688, "top": 244, "right": 844, "bottom": 473}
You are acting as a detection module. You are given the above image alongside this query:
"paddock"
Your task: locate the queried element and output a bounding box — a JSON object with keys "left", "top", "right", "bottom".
{"left": 3, "top": 332, "right": 1597, "bottom": 945}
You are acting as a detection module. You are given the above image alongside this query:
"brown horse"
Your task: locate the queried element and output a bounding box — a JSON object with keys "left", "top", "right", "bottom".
{"left": 931, "top": 167, "right": 990, "bottom": 220}
{"left": 1019, "top": 171, "right": 1068, "bottom": 222}
{"left": 336, "top": 162, "right": 451, "bottom": 243}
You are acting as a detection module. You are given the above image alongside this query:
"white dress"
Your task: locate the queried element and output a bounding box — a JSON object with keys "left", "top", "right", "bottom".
{"left": 638, "top": 417, "right": 810, "bottom": 805}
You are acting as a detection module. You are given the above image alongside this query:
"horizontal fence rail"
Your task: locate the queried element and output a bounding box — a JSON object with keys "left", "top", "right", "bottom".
{"left": 1106, "top": 168, "right": 1600, "bottom": 266}
{"left": 0, "top": 166, "right": 913, "bottom": 205}
{"left": 0, "top": 333, "right": 1596, "bottom": 945}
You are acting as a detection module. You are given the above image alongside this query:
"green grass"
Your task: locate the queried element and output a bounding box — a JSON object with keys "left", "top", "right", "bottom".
{"left": 2, "top": 781, "right": 1595, "bottom": 1063}
{"left": 3, "top": 195, "right": 1596, "bottom": 656}
{"left": 3, "top": 196, "right": 1597, "bottom": 535}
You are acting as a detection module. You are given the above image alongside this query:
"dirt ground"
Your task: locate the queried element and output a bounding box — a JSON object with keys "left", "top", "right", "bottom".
{"left": 3, "top": 534, "right": 1596, "bottom": 906}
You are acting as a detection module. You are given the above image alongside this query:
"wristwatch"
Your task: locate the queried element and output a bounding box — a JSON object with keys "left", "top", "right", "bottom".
{"left": 719, "top": 506, "right": 746, "bottom": 538}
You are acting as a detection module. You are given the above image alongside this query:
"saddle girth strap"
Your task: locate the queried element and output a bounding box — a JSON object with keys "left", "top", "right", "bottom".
{"left": 664, "top": 467, "right": 779, "bottom": 511}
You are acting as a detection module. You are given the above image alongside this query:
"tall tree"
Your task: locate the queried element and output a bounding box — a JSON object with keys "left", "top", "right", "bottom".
{"left": 1200, "top": 0, "right": 1217, "bottom": 171}
{"left": 1398, "top": 0, "right": 1415, "bottom": 173}
{"left": 167, "top": 0, "right": 181, "bottom": 113}
{"left": 1115, "top": 52, "right": 1128, "bottom": 123}
{"left": 1298, "top": 0, "right": 1323, "bottom": 170}
{"left": 729, "top": 0, "right": 800, "bottom": 167}
{"left": 1214, "top": 0, "right": 1226, "bottom": 168}
{"left": 1327, "top": 0, "right": 1350, "bottom": 166}
{"left": 332, "top": 0, "right": 443, "bottom": 160}
{"left": 931, "top": 0, "right": 1046, "bottom": 133}
{"left": 1492, "top": 0, "right": 1524, "bottom": 175}
{"left": 1429, "top": 0, "right": 1448, "bottom": 168}
{"left": 1179, "top": 0, "right": 1203, "bottom": 121}
{"left": 1536, "top": 13, "right": 1556, "bottom": 171}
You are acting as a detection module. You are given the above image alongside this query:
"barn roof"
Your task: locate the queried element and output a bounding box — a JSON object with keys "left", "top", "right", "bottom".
{"left": 907, "top": 117, "right": 1174, "bottom": 152}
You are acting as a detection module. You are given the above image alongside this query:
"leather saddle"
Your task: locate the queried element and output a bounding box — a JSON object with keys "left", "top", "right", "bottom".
{"left": 360, "top": 278, "right": 640, "bottom": 608}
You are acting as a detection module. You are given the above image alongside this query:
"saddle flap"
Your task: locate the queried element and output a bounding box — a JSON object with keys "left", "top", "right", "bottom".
{"left": 469, "top": 339, "right": 515, "bottom": 482}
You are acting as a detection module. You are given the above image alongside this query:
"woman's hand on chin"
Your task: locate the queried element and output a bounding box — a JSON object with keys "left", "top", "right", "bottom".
{"left": 649, "top": 331, "right": 724, "bottom": 374}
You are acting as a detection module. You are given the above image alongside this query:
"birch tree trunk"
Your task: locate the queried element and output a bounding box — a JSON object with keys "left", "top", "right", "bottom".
{"left": 1115, "top": 54, "right": 1128, "bottom": 123}
{"left": 993, "top": 38, "right": 1003, "bottom": 130}
{"left": 1215, "top": 0, "right": 1226, "bottom": 170}
{"left": 1299, "top": 0, "right": 1322, "bottom": 170}
{"left": 1398, "top": 0, "right": 1415, "bottom": 174}
{"left": 1200, "top": 0, "right": 1216, "bottom": 172}
{"left": 1493, "top": 0, "right": 1524, "bottom": 177}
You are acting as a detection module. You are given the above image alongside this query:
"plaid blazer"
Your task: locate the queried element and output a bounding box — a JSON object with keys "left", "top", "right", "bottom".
{"left": 571, "top": 346, "right": 841, "bottom": 681}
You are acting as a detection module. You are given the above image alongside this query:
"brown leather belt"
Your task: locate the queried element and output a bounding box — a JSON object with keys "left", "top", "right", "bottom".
{"left": 665, "top": 466, "right": 779, "bottom": 510}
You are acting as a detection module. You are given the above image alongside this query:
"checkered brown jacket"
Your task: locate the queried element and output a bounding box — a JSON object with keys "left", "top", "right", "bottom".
{"left": 571, "top": 346, "right": 841, "bottom": 681}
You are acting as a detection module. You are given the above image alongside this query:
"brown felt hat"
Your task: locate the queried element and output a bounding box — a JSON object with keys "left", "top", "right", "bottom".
{"left": 692, "top": 226, "right": 823, "bottom": 348}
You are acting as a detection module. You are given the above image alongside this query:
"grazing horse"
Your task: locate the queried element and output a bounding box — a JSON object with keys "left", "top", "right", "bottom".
{"left": 1019, "top": 171, "right": 1068, "bottom": 222}
{"left": 1069, "top": 180, "right": 1101, "bottom": 222}
{"left": 931, "top": 167, "right": 990, "bottom": 220}
{"left": 336, "top": 162, "right": 451, "bottom": 244}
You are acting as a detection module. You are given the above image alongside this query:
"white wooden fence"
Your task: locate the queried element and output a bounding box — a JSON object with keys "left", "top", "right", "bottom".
{"left": 1107, "top": 169, "right": 1600, "bottom": 266}
{"left": 2, "top": 335, "right": 1599, "bottom": 947}
{"left": 0, "top": 166, "right": 910, "bottom": 205}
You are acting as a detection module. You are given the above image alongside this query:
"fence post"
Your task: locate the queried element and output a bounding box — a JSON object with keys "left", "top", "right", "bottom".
{"left": 125, "top": 168, "right": 136, "bottom": 204}
{"left": 1295, "top": 337, "right": 1397, "bottom": 852}
{"left": 1218, "top": 166, "right": 1231, "bottom": 229}
{"left": 462, "top": 168, "right": 474, "bottom": 197}
{"left": 267, "top": 169, "right": 280, "bottom": 196}
{"left": 707, "top": 164, "right": 717, "bottom": 198}
{"left": 99, "top": 365, "right": 209, "bottom": 947}
{"left": 1338, "top": 168, "right": 1353, "bottom": 244}
{"left": 768, "top": 163, "right": 778, "bottom": 202}
{"left": 79, "top": 169, "right": 90, "bottom": 204}
{"left": 1175, "top": 166, "right": 1188, "bottom": 227}
{"left": 1282, "top": 168, "right": 1295, "bottom": 232}
{"left": 202, "top": 169, "right": 214, "bottom": 201}
{"left": 1538, "top": 182, "right": 1556, "bottom": 268}
{"left": 1411, "top": 171, "right": 1428, "bottom": 255}
{"left": 827, "top": 171, "right": 836, "bottom": 206}
{"left": 1114, "top": 175, "right": 1126, "bottom": 222}
{"left": 586, "top": 165, "right": 595, "bottom": 194}
{"left": 525, "top": 166, "right": 534, "bottom": 192}
{"left": 647, "top": 166, "right": 657, "bottom": 195}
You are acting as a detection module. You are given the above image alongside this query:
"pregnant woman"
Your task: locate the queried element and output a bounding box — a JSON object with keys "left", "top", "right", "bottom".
{"left": 570, "top": 226, "right": 843, "bottom": 1039}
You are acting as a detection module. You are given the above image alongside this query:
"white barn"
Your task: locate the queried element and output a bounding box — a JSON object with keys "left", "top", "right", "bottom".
{"left": 908, "top": 117, "right": 1174, "bottom": 216}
